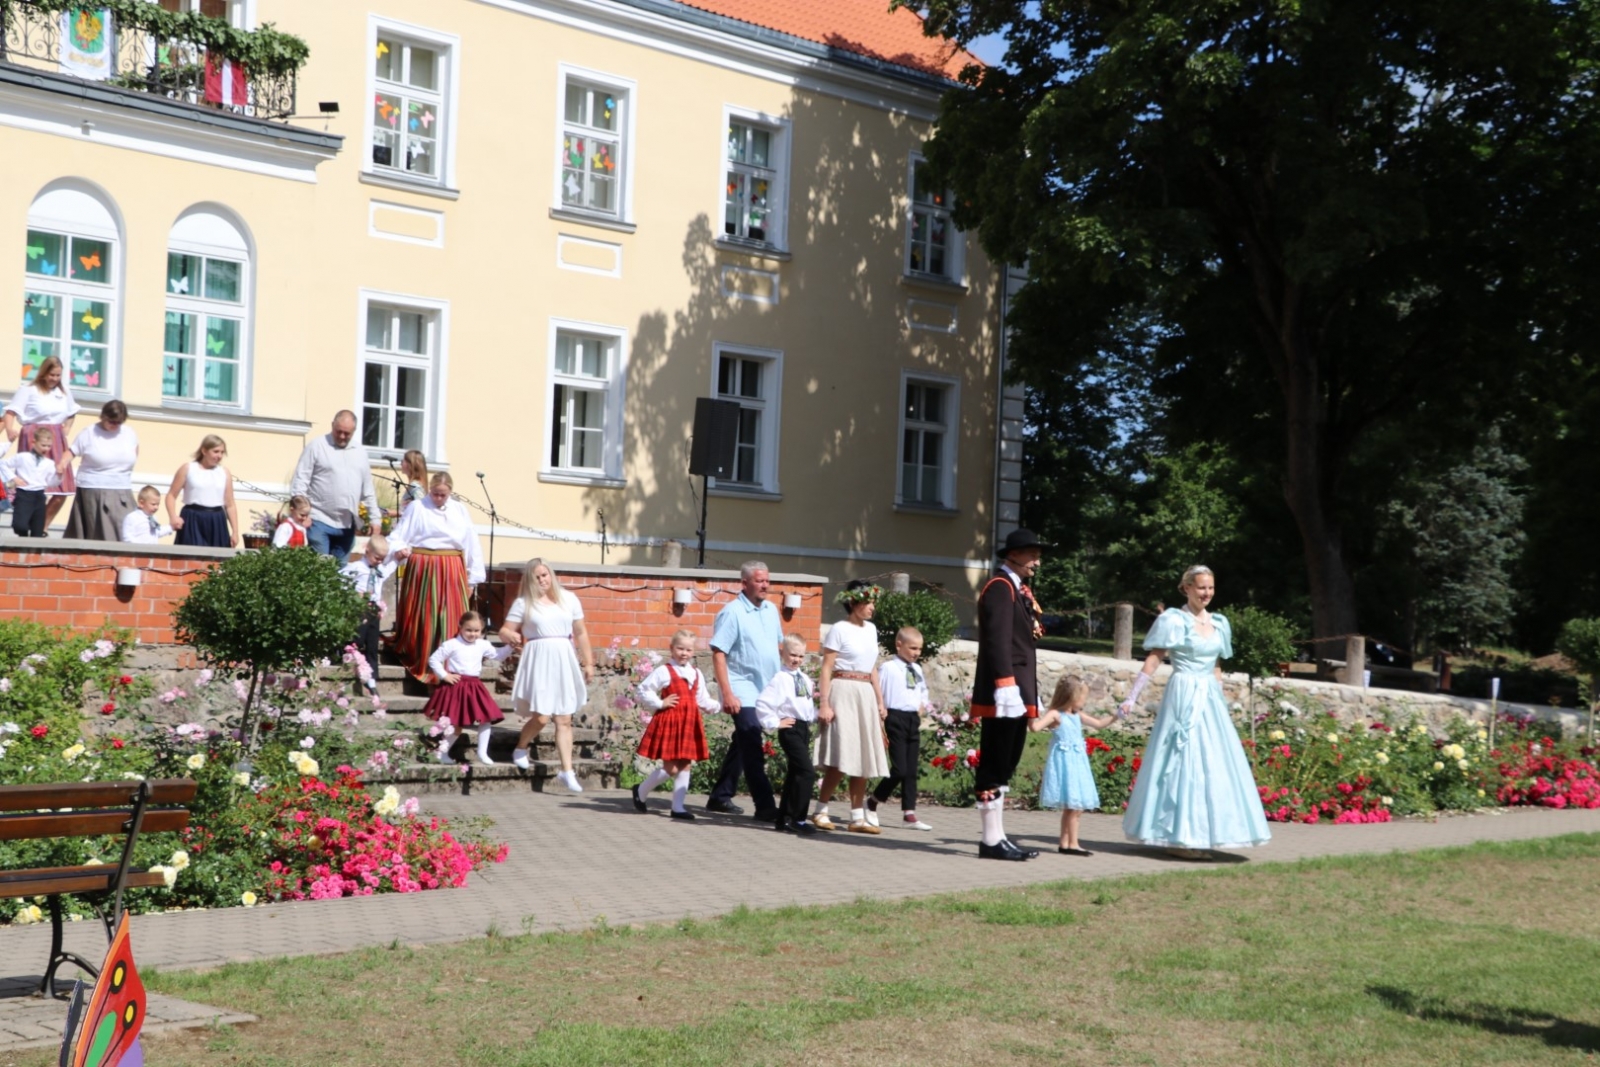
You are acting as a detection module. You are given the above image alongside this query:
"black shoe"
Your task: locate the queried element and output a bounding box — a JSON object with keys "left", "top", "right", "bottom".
{"left": 1004, "top": 838, "right": 1040, "bottom": 859}
{"left": 670, "top": 809, "right": 697, "bottom": 821}
{"left": 979, "top": 840, "right": 1029, "bottom": 861}
{"left": 773, "top": 819, "right": 791, "bottom": 833}
{"left": 791, "top": 821, "right": 818, "bottom": 836}
{"left": 752, "top": 807, "right": 782, "bottom": 823}
{"left": 1058, "top": 847, "right": 1092, "bottom": 856}
{"left": 630, "top": 784, "right": 647, "bottom": 813}
{"left": 704, "top": 799, "right": 744, "bottom": 815}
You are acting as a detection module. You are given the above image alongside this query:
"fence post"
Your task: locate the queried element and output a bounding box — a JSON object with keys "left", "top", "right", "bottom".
{"left": 660, "top": 539, "right": 682, "bottom": 569}
{"left": 1343, "top": 635, "right": 1366, "bottom": 688}
{"left": 1114, "top": 603, "right": 1133, "bottom": 661}
{"left": 888, "top": 572, "right": 910, "bottom": 595}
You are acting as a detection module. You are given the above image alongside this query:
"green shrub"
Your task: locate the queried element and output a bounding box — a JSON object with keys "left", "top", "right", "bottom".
{"left": 873, "top": 590, "right": 959, "bottom": 659}
{"left": 1227, "top": 605, "right": 1299, "bottom": 682}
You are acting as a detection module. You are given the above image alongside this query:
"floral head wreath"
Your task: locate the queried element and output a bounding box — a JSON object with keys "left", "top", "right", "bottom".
{"left": 836, "top": 583, "right": 883, "bottom": 608}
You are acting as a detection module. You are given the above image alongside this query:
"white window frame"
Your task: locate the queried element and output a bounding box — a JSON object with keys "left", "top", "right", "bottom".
{"left": 364, "top": 16, "right": 461, "bottom": 190}
{"left": 541, "top": 318, "right": 627, "bottom": 487}
{"left": 158, "top": 0, "right": 248, "bottom": 27}
{"left": 22, "top": 185, "right": 122, "bottom": 402}
{"left": 709, "top": 343, "right": 783, "bottom": 495}
{"left": 719, "top": 105, "right": 791, "bottom": 251}
{"left": 896, "top": 371, "right": 960, "bottom": 509}
{"left": 553, "top": 63, "right": 637, "bottom": 223}
{"left": 162, "top": 208, "right": 253, "bottom": 412}
{"left": 353, "top": 290, "right": 449, "bottom": 462}
{"left": 904, "top": 153, "right": 965, "bottom": 283}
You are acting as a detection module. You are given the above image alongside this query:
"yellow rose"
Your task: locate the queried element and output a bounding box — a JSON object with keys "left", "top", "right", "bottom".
{"left": 169, "top": 850, "right": 190, "bottom": 871}
{"left": 62, "top": 743, "right": 86, "bottom": 763}
{"left": 1325, "top": 732, "right": 1340, "bottom": 744}
{"left": 16, "top": 904, "right": 44, "bottom": 925}
{"left": 1458, "top": 758, "right": 1470, "bottom": 770}
{"left": 1375, "top": 752, "right": 1390, "bottom": 764}
{"left": 1380, "top": 796, "right": 1393, "bottom": 806}
{"left": 299, "top": 756, "right": 319, "bottom": 777}
{"left": 1268, "top": 730, "right": 1286, "bottom": 742}
{"left": 1432, "top": 761, "right": 1445, "bottom": 772}
{"left": 233, "top": 772, "right": 251, "bottom": 786}
{"left": 186, "top": 753, "right": 206, "bottom": 770}
{"left": 241, "top": 891, "right": 258, "bottom": 907}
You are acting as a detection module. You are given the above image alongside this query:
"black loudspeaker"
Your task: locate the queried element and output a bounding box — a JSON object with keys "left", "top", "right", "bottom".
{"left": 689, "top": 397, "right": 741, "bottom": 478}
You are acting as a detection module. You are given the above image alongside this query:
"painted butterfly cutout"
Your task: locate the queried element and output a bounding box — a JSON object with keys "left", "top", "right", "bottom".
{"left": 169, "top": 275, "right": 189, "bottom": 294}
{"left": 206, "top": 335, "right": 225, "bottom": 354}
{"left": 80, "top": 251, "right": 102, "bottom": 270}
{"left": 408, "top": 118, "right": 418, "bottom": 131}
{"left": 25, "top": 243, "right": 45, "bottom": 260}
{"left": 419, "top": 110, "right": 433, "bottom": 129}
{"left": 85, "top": 372, "right": 100, "bottom": 387}
{"left": 81, "top": 311, "right": 104, "bottom": 331}
{"left": 23, "top": 311, "right": 32, "bottom": 329}
{"left": 58, "top": 910, "right": 146, "bottom": 1066}
{"left": 564, "top": 174, "right": 581, "bottom": 198}
{"left": 72, "top": 353, "right": 95, "bottom": 371}
{"left": 376, "top": 40, "right": 389, "bottom": 57}
{"left": 40, "top": 259, "right": 57, "bottom": 275}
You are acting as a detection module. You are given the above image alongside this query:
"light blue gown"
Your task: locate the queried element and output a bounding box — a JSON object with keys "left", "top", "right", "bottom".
{"left": 1039, "top": 713, "right": 1101, "bottom": 811}
{"left": 1122, "top": 609, "right": 1271, "bottom": 850}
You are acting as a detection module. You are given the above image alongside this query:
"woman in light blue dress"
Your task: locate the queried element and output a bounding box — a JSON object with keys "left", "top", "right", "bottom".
{"left": 1119, "top": 565, "right": 1270, "bottom": 855}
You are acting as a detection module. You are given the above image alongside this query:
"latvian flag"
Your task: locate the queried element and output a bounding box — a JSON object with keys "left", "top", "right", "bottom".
{"left": 204, "top": 51, "right": 248, "bottom": 110}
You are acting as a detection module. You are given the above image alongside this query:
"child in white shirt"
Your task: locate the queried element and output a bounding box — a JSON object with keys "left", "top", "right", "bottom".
{"left": 755, "top": 633, "right": 819, "bottom": 835}
{"left": 424, "top": 611, "right": 512, "bottom": 765}
{"left": 340, "top": 534, "right": 396, "bottom": 692}
{"left": 632, "top": 629, "right": 715, "bottom": 819}
{"left": 4, "top": 429, "right": 61, "bottom": 537}
{"left": 867, "top": 626, "right": 934, "bottom": 831}
{"left": 120, "top": 486, "right": 174, "bottom": 545}
{"left": 272, "top": 494, "right": 312, "bottom": 548}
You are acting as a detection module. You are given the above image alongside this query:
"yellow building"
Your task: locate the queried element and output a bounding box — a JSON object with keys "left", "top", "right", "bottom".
{"left": 1, "top": 0, "right": 1020, "bottom": 610}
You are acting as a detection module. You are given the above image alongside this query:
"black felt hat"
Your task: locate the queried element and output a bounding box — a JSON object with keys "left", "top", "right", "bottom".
{"left": 997, "top": 528, "right": 1047, "bottom": 556}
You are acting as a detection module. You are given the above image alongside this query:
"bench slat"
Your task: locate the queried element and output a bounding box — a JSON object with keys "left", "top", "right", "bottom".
{"left": 0, "top": 809, "right": 190, "bottom": 841}
{"left": 0, "top": 779, "right": 197, "bottom": 813}
{"left": 0, "top": 867, "right": 167, "bottom": 899}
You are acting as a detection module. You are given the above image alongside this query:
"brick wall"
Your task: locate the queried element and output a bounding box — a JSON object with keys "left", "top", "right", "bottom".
{"left": 0, "top": 539, "right": 232, "bottom": 645}
{"left": 485, "top": 561, "right": 829, "bottom": 650}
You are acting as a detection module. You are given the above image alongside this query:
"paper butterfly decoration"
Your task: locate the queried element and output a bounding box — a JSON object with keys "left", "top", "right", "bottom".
{"left": 206, "top": 335, "right": 225, "bottom": 355}
{"left": 420, "top": 110, "right": 433, "bottom": 129}
{"left": 376, "top": 40, "right": 389, "bottom": 57}
{"left": 80, "top": 252, "right": 101, "bottom": 270}
{"left": 23, "top": 311, "right": 32, "bottom": 329}
{"left": 564, "top": 174, "right": 581, "bottom": 199}
{"left": 26, "top": 243, "right": 45, "bottom": 260}
{"left": 72, "top": 353, "right": 95, "bottom": 371}
{"left": 408, "top": 117, "right": 417, "bottom": 131}
{"left": 40, "top": 259, "right": 58, "bottom": 276}
{"left": 86, "top": 372, "right": 100, "bottom": 386}
{"left": 61, "top": 911, "right": 146, "bottom": 1067}
{"left": 169, "top": 275, "right": 189, "bottom": 294}
{"left": 81, "top": 311, "right": 104, "bottom": 331}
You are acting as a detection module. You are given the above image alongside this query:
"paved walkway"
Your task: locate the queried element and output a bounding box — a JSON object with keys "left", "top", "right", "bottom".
{"left": 4, "top": 790, "right": 1599, "bottom": 1051}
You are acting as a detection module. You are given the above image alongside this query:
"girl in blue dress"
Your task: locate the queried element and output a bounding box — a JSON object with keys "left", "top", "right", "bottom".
{"left": 1031, "top": 676, "right": 1118, "bottom": 855}
{"left": 1119, "top": 565, "right": 1271, "bottom": 857}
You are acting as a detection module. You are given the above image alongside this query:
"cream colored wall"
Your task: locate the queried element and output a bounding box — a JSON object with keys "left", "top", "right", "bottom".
{"left": 4, "top": 0, "right": 1000, "bottom": 605}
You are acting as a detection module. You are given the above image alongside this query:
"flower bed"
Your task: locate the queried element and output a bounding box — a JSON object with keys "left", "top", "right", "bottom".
{"left": 0, "top": 621, "right": 506, "bottom": 925}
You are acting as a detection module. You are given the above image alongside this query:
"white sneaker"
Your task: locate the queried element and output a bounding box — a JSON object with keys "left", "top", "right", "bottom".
{"left": 903, "top": 815, "right": 933, "bottom": 832}
{"left": 558, "top": 769, "right": 583, "bottom": 794}
{"left": 512, "top": 748, "right": 531, "bottom": 770}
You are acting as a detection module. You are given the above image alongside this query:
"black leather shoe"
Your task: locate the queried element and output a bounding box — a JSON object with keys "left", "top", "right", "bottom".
{"left": 1005, "top": 838, "right": 1040, "bottom": 859}
{"left": 791, "top": 821, "right": 818, "bottom": 835}
{"left": 630, "top": 784, "right": 647, "bottom": 813}
{"left": 1058, "top": 847, "right": 1092, "bottom": 856}
{"left": 704, "top": 800, "right": 744, "bottom": 815}
{"left": 669, "top": 809, "right": 697, "bottom": 821}
{"left": 979, "top": 841, "right": 1029, "bottom": 861}
{"left": 752, "top": 807, "right": 782, "bottom": 823}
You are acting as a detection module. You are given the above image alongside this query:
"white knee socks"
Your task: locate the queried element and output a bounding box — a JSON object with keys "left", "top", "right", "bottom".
{"left": 978, "top": 796, "right": 1005, "bottom": 846}
{"left": 639, "top": 767, "right": 670, "bottom": 796}
{"left": 436, "top": 725, "right": 457, "bottom": 763}
{"left": 476, "top": 727, "right": 494, "bottom": 764}
{"left": 671, "top": 769, "right": 691, "bottom": 812}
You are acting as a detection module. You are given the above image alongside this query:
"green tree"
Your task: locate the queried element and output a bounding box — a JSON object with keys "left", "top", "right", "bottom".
{"left": 900, "top": 0, "right": 1600, "bottom": 647}
{"left": 1555, "top": 617, "right": 1600, "bottom": 742}
{"left": 1227, "top": 605, "right": 1299, "bottom": 749}
{"left": 173, "top": 549, "right": 370, "bottom": 745}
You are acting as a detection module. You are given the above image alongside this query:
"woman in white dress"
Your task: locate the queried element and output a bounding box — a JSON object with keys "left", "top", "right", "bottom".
{"left": 811, "top": 580, "right": 891, "bottom": 833}
{"left": 4, "top": 356, "right": 81, "bottom": 528}
{"left": 58, "top": 399, "right": 138, "bottom": 541}
{"left": 498, "top": 559, "right": 595, "bottom": 794}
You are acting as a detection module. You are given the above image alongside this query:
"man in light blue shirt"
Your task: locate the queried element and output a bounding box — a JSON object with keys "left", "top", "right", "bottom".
{"left": 705, "top": 560, "right": 783, "bottom": 818}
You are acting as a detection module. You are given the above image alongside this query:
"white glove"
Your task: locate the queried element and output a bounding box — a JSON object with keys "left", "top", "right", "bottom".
{"left": 1118, "top": 672, "right": 1151, "bottom": 717}
{"left": 993, "top": 684, "right": 1027, "bottom": 719}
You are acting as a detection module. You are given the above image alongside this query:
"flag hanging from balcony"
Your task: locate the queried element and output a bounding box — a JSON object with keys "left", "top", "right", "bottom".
{"left": 204, "top": 51, "right": 249, "bottom": 110}
{"left": 59, "top": 7, "right": 115, "bottom": 81}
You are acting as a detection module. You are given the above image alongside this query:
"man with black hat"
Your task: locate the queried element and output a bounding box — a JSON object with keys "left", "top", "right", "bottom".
{"left": 970, "top": 527, "right": 1046, "bottom": 860}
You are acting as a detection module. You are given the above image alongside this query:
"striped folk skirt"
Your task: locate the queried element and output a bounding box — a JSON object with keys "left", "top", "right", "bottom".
{"left": 391, "top": 548, "right": 469, "bottom": 682}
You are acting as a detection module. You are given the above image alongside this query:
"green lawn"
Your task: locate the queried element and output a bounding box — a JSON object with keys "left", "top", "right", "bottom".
{"left": 19, "top": 836, "right": 1600, "bottom": 1066}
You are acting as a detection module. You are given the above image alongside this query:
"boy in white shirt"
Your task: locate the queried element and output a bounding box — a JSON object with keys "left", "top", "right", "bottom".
{"left": 867, "top": 626, "right": 934, "bottom": 831}
{"left": 340, "top": 534, "right": 396, "bottom": 691}
{"left": 4, "top": 430, "right": 62, "bottom": 537}
{"left": 755, "top": 633, "right": 819, "bottom": 836}
{"left": 120, "top": 486, "right": 174, "bottom": 544}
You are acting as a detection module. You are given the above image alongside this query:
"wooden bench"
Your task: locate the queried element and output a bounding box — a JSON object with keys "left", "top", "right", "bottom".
{"left": 0, "top": 778, "right": 195, "bottom": 998}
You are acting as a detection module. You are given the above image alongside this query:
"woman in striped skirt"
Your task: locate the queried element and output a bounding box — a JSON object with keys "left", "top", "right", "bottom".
{"left": 387, "top": 472, "right": 484, "bottom": 682}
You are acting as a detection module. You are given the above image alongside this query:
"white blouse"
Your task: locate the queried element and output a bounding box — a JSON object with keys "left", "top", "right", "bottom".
{"left": 387, "top": 497, "right": 485, "bottom": 584}
{"left": 7, "top": 384, "right": 81, "bottom": 425}
{"left": 637, "top": 662, "right": 715, "bottom": 711}
{"left": 181, "top": 461, "right": 229, "bottom": 507}
{"left": 428, "top": 637, "right": 512, "bottom": 678}
{"left": 754, "top": 669, "right": 818, "bottom": 730}
{"left": 822, "top": 619, "right": 880, "bottom": 674}
{"left": 504, "top": 590, "right": 585, "bottom": 639}
{"left": 69, "top": 424, "right": 138, "bottom": 489}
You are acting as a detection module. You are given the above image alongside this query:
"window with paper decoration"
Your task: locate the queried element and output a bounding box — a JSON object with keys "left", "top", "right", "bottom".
{"left": 560, "top": 75, "right": 629, "bottom": 216}
{"left": 371, "top": 31, "right": 446, "bottom": 181}
{"left": 162, "top": 207, "right": 251, "bottom": 408}
{"left": 21, "top": 182, "right": 121, "bottom": 396}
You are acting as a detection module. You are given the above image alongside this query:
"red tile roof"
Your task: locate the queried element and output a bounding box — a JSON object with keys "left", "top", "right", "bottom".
{"left": 674, "top": 0, "right": 980, "bottom": 80}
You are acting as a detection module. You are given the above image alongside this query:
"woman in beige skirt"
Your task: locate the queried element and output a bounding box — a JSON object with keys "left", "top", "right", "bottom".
{"left": 812, "top": 580, "right": 890, "bottom": 833}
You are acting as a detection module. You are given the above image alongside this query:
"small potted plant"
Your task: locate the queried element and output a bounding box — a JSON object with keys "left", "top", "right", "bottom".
{"left": 243, "top": 509, "right": 277, "bottom": 550}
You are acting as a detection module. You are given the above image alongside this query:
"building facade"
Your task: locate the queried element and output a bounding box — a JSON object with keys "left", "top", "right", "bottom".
{"left": 1, "top": 0, "right": 1008, "bottom": 617}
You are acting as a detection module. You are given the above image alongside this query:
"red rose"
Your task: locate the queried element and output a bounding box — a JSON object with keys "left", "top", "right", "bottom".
{"left": 30, "top": 724, "right": 48, "bottom": 738}
{"left": 101, "top": 702, "right": 116, "bottom": 715}
{"left": 111, "top": 738, "right": 125, "bottom": 749}
{"left": 118, "top": 674, "right": 133, "bottom": 686}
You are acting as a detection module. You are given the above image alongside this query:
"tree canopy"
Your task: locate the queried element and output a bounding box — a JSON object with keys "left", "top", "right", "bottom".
{"left": 905, "top": 0, "right": 1600, "bottom": 645}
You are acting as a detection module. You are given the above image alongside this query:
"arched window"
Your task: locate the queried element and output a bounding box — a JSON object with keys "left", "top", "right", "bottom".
{"left": 22, "top": 182, "right": 121, "bottom": 396}
{"left": 163, "top": 207, "right": 252, "bottom": 408}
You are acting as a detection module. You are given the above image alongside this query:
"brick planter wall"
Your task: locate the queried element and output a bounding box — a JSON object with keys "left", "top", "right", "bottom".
{"left": 484, "top": 561, "right": 829, "bottom": 649}
{"left": 0, "top": 538, "right": 233, "bottom": 645}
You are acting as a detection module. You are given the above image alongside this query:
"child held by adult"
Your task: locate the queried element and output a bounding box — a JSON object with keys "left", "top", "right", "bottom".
{"left": 120, "top": 486, "right": 173, "bottom": 544}
{"left": 632, "top": 629, "right": 713, "bottom": 819}
{"left": 1031, "top": 676, "right": 1117, "bottom": 855}
{"left": 3, "top": 429, "right": 61, "bottom": 537}
{"left": 340, "top": 534, "right": 396, "bottom": 692}
{"left": 867, "top": 626, "right": 934, "bottom": 832}
{"left": 424, "top": 610, "right": 512, "bottom": 765}
{"left": 273, "top": 495, "right": 313, "bottom": 548}
{"left": 755, "top": 633, "right": 818, "bottom": 835}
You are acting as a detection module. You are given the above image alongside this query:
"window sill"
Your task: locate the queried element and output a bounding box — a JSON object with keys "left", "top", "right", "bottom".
{"left": 360, "top": 171, "right": 462, "bottom": 201}
{"left": 708, "top": 484, "right": 781, "bottom": 502}
{"left": 127, "top": 403, "right": 312, "bottom": 436}
{"left": 549, "top": 208, "right": 637, "bottom": 235}
{"left": 538, "top": 469, "right": 626, "bottom": 489}
{"left": 898, "top": 273, "right": 969, "bottom": 296}
{"left": 714, "top": 237, "right": 792, "bottom": 262}
{"left": 894, "top": 501, "right": 960, "bottom": 517}
{"left": 368, "top": 449, "right": 450, "bottom": 474}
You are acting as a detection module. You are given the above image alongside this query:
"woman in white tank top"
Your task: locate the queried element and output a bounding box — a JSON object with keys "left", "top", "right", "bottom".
{"left": 165, "top": 434, "right": 238, "bottom": 548}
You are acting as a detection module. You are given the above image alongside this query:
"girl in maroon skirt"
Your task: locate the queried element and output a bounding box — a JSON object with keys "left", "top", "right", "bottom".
{"left": 425, "top": 612, "right": 512, "bottom": 765}
{"left": 632, "top": 629, "right": 713, "bottom": 819}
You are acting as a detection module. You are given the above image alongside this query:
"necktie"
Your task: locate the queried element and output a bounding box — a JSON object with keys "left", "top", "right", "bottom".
{"left": 148, "top": 516, "right": 159, "bottom": 535}
{"left": 794, "top": 671, "right": 808, "bottom": 698}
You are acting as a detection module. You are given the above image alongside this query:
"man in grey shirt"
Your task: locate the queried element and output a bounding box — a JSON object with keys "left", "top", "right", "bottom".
{"left": 290, "top": 410, "right": 380, "bottom": 559}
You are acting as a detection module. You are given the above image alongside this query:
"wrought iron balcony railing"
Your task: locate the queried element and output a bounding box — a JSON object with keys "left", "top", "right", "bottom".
{"left": 0, "top": 0, "right": 308, "bottom": 122}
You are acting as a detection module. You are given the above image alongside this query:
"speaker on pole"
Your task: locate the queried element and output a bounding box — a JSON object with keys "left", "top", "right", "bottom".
{"left": 689, "top": 397, "right": 741, "bottom": 479}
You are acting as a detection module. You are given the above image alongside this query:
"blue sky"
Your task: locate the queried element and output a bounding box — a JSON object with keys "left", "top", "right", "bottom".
{"left": 966, "top": 32, "right": 1008, "bottom": 66}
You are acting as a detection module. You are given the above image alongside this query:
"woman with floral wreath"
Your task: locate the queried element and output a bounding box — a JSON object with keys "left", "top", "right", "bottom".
{"left": 810, "top": 579, "right": 891, "bottom": 833}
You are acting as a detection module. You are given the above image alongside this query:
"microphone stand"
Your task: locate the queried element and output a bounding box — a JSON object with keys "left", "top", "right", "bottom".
{"left": 598, "top": 508, "right": 607, "bottom": 566}
{"left": 383, "top": 457, "right": 409, "bottom": 525}
{"left": 477, "top": 471, "right": 497, "bottom": 624}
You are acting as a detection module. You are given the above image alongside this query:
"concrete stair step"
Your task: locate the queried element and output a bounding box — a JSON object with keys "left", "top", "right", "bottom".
{"left": 367, "top": 756, "right": 618, "bottom": 795}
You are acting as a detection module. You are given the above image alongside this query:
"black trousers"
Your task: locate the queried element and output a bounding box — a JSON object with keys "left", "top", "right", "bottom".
{"left": 872, "top": 709, "right": 922, "bottom": 810}
{"left": 355, "top": 607, "right": 381, "bottom": 683}
{"left": 11, "top": 489, "right": 46, "bottom": 537}
{"left": 707, "top": 706, "right": 778, "bottom": 813}
{"left": 974, "top": 717, "right": 1029, "bottom": 795}
{"left": 775, "top": 721, "right": 816, "bottom": 824}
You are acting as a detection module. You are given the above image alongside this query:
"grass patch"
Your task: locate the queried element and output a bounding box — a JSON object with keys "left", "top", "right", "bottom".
{"left": 17, "top": 835, "right": 1600, "bottom": 1066}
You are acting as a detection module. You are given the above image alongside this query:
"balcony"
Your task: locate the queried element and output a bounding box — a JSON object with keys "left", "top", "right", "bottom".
{"left": 0, "top": 0, "right": 308, "bottom": 121}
